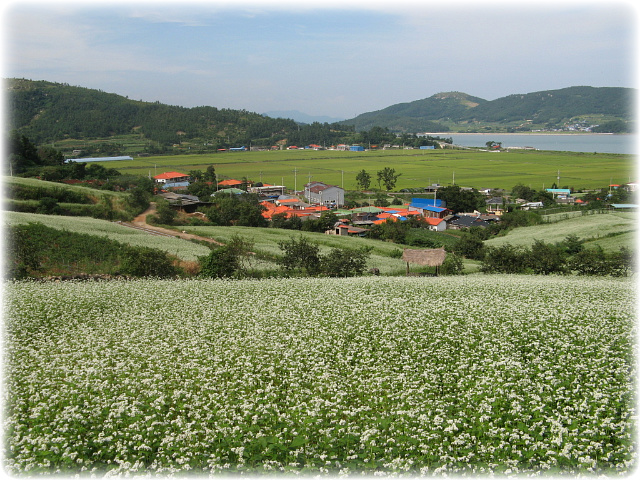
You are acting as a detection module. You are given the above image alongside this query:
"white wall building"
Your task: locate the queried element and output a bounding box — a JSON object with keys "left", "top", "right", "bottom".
{"left": 304, "top": 181, "right": 344, "bottom": 207}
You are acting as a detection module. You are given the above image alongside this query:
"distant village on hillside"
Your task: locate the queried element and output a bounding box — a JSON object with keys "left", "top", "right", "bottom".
{"left": 150, "top": 170, "right": 638, "bottom": 237}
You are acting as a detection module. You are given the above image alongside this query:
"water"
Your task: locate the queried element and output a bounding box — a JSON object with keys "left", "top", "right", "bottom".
{"left": 442, "top": 133, "right": 636, "bottom": 154}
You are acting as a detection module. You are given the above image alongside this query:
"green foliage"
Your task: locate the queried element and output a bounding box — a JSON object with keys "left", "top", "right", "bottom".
{"left": 300, "top": 211, "right": 337, "bottom": 233}
{"left": 36, "top": 197, "right": 63, "bottom": 215}
{"left": 120, "top": 246, "right": 177, "bottom": 278}
{"left": 440, "top": 251, "right": 464, "bottom": 275}
{"left": 204, "top": 193, "right": 267, "bottom": 227}
{"left": 198, "top": 246, "right": 240, "bottom": 278}
{"left": 453, "top": 233, "right": 486, "bottom": 260}
{"left": 592, "top": 119, "right": 631, "bottom": 133}
{"left": 511, "top": 183, "right": 535, "bottom": 201}
{"left": 5, "top": 224, "right": 42, "bottom": 279}
{"left": 481, "top": 244, "right": 530, "bottom": 274}
{"left": 568, "top": 246, "right": 634, "bottom": 276}
{"left": 528, "top": 239, "right": 568, "bottom": 275}
{"left": 277, "top": 235, "right": 372, "bottom": 277}
{"left": 500, "top": 209, "right": 543, "bottom": 228}
{"left": 320, "top": 246, "right": 372, "bottom": 277}
{"left": 355, "top": 169, "right": 372, "bottom": 191}
{"left": 5, "top": 222, "right": 179, "bottom": 278}
{"left": 404, "top": 229, "right": 443, "bottom": 248}
{"left": 436, "top": 185, "right": 485, "bottom": 213}
{"left": 149, "top": 198, "right": 177, "bottom": 225}
{"left": 376, "top": 167, "right": 401, "bottom": 191}
{"left": 277, "top": 236, "right": 321, "bottom": 275}
{"left": 270, "top": 212, "right": 303, "bottom": 230}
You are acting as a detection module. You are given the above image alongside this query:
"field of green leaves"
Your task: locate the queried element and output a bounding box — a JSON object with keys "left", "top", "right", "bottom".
{"left": 85, "top": 148, "right": 633, "bottom": 191}
{"left": 5, "top": 275, "right": 635, "bottom": 476}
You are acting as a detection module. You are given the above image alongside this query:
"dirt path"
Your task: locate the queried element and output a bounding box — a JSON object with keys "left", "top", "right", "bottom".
{"left": 126, "top": 203, "right": 224, "bottom": 246}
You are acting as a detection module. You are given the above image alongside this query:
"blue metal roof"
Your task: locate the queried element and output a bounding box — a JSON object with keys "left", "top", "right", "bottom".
{"left": 410, "top": 198, "right": 445, "bottom": 208}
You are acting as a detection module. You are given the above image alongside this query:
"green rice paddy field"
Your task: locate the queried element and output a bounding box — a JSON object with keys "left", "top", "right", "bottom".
{"left": 85, "top": 149, "right": 634, "bottom": 191}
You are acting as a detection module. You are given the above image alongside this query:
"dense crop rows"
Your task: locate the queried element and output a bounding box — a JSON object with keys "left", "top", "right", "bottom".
{"left": 4, "top": 276, "right": 636, "bottom": 476}
{"left": 5, "top": 212, "right": 211, "bottom": 261}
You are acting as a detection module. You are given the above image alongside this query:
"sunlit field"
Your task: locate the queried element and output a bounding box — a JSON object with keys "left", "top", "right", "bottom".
{"left": 484, "top": 211, "right": 636, "bottom": 252}
{"left": 84, "top": 149, "right": 633, "bottom": 191}
{"left": 5, "top": 275, "right": 635, "bottom": 476}
{"left": 4, "top": 212, "right": 212, "bottom": 261}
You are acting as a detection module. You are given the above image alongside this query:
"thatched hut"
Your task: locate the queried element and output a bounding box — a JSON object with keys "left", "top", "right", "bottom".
{"left": 402, "top": 247, "right": 447, "bottom": 276}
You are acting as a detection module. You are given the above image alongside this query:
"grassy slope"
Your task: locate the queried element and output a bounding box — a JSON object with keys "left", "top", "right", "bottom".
{"left": 4, "top": 212, "right": 212, "bottom": 262}
{"left": 76, "top": 149, "right": 633, "bottom": 192}
{"left": 484, "top": 211, "right": 636, "bottom": 251}
{"left": 4, "top": 176, "right": 128, "bottom": 202}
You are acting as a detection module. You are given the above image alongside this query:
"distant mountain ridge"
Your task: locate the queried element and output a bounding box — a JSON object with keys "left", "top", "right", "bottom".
{"left": 342, "top": 86, "right": 635, "bottom": 133}
{"left": 263, "top": 110, "right": 345, "bottom": 124}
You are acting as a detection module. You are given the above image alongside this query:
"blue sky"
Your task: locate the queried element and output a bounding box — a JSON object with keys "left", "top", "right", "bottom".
{"left": 2, "top": 0, "right": 638, "bottom": 119}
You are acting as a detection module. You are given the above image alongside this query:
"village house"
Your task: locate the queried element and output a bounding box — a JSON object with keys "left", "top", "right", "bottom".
{"left": 153, "top": 171, "right": 190, "bottom": 184}
{"left": 407, "top": 198, "right": 449, "bottom": 219}
{"left": 304, "top": 181, "right": 345, "bottom": 207}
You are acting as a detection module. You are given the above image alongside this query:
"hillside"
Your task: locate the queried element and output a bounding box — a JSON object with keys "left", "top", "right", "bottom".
{"left": 5, "top": 78, "right": 354, "bottom": 151}
{"left": 343, "top": 86, "right": 635, "bottom": 133}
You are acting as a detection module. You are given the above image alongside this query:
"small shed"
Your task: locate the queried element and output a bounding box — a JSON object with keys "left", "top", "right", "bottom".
{"left": 402, "top": 247, "right": 447, "bottom": 276}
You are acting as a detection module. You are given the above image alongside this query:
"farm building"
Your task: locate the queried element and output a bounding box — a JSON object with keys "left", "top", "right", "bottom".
{"left": 65, "top": 156, "right": 133, "bottom": 163}
{"left": 248, "top": 184, "right": 286, "bottom": 197}
{"left": 304, "top": 182, "right": 345, "bottom": 207}
{"left": 154, "top": 171, "right": 190, "bottom": 184}
{"left": 402, "top": 247, "right": 447, "bottom": 276}
{"left": 350, "top": 145, "right": 365, "bottom": 152}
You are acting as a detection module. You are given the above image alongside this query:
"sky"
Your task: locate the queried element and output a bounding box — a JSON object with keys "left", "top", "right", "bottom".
{"left": 2, "top": 0, "right": 638, "bottom": 120}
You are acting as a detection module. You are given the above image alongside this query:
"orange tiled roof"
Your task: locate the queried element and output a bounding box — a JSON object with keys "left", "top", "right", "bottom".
{"left": 154, "top": 171, "right": 188, "bottom": 180}
{"left": 218, "top": 179, "right": 243, "bottom": 186}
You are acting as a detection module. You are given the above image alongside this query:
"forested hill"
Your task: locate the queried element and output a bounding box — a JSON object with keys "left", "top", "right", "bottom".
{"left": 5, "top": 78, "right": 354, "bottom": 148}
{"left": 342, "top": 86, "right": 635, "bottom": 133}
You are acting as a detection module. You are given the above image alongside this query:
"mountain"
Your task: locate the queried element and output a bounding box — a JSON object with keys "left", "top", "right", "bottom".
{"left": 5, "top": 78, "right": 301, "bottom": 147}
{"left": 263, "top": 110, "right": 345, "bottom": 124}
{"left": 342, "top": 86, "right": 635, "bottom": 133}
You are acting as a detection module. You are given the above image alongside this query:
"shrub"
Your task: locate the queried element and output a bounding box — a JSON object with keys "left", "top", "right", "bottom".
{"left": 528, "top": 239, "right": 568, "bottom": 275}
{"left": 120, "top": 246, "right": 177, "bottom": 277}
{"left": 481, "top": 244, "right": 529, "bottom": 274}
{"left": 277, "top": 236, "right": 321, "bottom": 275}
{"left": 440, "top": 252, "right": 464, "bottom": 275}
{"left": 320, "top": 246, "right": 372, "bottom": 277}
{"left": 199, "top": 246, "right": 239, "bottom": 278}
{"left": 453, "top": 233, "right": 485, "bottom": 260}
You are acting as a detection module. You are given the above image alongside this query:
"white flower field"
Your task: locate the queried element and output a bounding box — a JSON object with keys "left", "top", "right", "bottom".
{"left": 4, "top": 275, "right": 636, "bottom": 476}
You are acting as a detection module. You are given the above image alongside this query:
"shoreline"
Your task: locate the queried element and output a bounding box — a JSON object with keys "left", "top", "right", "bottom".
{"left": 425, "top": 132, "right": 625, "bottom": 136}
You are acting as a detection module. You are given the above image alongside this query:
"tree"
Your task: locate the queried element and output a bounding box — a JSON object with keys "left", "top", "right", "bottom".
{"left": 511, "top": 183, "right": 535, "bottom": 201}
{"left": 199, "top": 235, "right": 254, "bottom": 278}
{"left": 151, "top": 198, "right": 177, "bottom": 225}
{"left": 320, "top": 246, "right": 372, "bottom": 277}
{"left": 199, "top": 246, "right": 239, "bottom": 278}
{"left": 277, "top": 236, "right": 321, "bottom": 275}
{"left": 453, "top": 233, "right": 485, "bottom": 260}
{"left": 356, "top": 169, "right": 372, "bottom": 191}
{"left": 440, "top": 252, "right": 464, "bottom": 275}
{"left": 436, "top": 185, "right": 484, "bottom": 213}
{"left": 203, "top": 165, "right": 217, "bottom": 183}
{"left": 481, "top": 244, "right": 529, "bottom": 274}
{"left": 376, "top": 167, "right": 401, "bottom": 191}
{"left": 528, "top": 239, "right": 567, "bottom": 275}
